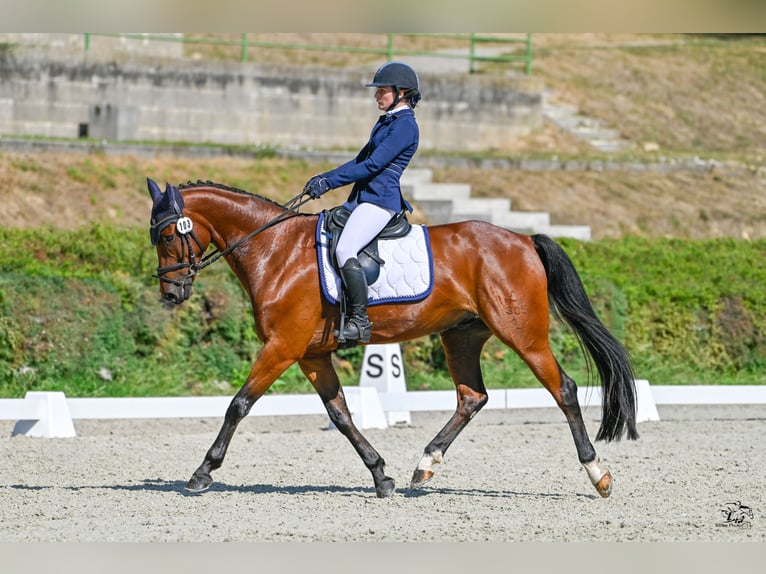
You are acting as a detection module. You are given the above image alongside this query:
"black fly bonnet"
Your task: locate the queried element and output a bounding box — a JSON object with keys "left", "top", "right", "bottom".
{"left": 148, "top": 178, "right": 186, "bottom": 245}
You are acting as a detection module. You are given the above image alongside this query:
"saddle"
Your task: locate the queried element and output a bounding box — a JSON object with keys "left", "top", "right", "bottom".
{"left": 323, "top": 205, "right": 411, "bottom": 284}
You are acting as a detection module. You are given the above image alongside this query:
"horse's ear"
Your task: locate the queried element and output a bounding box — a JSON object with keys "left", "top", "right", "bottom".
{"left": 165, "top": 182, "right": 184, "bottom": 213}
{"left": 147, "top": 178, "right": 163, "bottom": 202}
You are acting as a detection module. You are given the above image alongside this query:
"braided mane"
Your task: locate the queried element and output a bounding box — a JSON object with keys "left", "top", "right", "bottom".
{"left": 177, "top": 180, "right": 286, "bottom": 211}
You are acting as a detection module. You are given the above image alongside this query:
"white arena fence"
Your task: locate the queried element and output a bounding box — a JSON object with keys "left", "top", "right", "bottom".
{"left": 2, "top": 344, "right": 765, "bottom": 438}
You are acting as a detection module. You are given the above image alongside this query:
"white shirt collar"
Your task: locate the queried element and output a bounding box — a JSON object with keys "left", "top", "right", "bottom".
{"left": 387, "top": 103, "right": 410, "bottom": 115}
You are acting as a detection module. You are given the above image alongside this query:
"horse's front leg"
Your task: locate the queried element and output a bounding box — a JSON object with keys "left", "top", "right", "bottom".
{"left": 185, "top": 348, "right": 295, "bottom": 493}
{"left": 299, "top": 355, "right": 395, "bottom": 498}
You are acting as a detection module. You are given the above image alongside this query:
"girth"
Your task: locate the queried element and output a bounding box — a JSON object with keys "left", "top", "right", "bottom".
{"left": 324, "top": 205, "right": 411, "bottom": 285}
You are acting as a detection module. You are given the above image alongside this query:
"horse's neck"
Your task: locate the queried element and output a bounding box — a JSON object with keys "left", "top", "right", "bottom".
{"left": 185, "top": 188, "right": 285, "bottom": 246}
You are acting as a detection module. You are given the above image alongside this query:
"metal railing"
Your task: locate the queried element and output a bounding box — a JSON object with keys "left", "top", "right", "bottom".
{"left": 83, "top": 33, "right": 533, "bottom": 75}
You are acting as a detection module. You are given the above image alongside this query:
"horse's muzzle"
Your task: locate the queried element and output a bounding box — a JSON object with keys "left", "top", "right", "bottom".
{"left": 162, "top": 285, "right": 192, "bottom": 306}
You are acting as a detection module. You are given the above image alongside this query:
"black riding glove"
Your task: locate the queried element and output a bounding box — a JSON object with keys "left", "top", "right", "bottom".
{"left": 303, "top": 175, "right": 331, "bottom": 199}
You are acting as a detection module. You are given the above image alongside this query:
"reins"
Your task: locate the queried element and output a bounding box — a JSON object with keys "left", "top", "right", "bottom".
{"left": 154, "top": 190, "right": 313, "bottom": 284}
{"left": 195, "top": 192, "right": 313, "bottom": 272}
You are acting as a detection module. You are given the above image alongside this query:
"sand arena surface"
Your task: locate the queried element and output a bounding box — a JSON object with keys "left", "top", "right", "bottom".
{"left": 1, "top": 404, "right": 764, "bottom": 542}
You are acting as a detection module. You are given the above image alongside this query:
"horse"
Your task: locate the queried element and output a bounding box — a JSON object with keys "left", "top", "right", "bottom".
{"left": 147, "top": 177, "right": 638, "bottom": 499}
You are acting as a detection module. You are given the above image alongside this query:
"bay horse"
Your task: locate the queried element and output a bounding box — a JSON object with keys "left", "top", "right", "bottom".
{"left": 147, "top": 178, "right": 638, "bottom": 499}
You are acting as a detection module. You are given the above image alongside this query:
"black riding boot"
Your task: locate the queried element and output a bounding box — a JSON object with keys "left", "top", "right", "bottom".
{"left": 338, "top": 257, "right": 372, "bottom": 343}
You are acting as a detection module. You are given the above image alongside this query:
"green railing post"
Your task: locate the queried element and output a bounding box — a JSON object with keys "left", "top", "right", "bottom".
{"left": 525, "top": 33, "right": 532, "bottom": 75}
{"left": 84, "top": 33, "right": 90, "bottom": 51}
{"left": 241, "top": 33, "right": 248, "bottom": 62}
{"left": 469, "top": 33, "right": 476, "bottom": 74}
{"left": 386, "top": 33, "right": 394, "bottom": 62}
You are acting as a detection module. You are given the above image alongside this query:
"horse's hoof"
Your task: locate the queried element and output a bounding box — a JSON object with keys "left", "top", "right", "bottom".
{"left": 594, "top": 470, "right": 613, "bottom": 498}
{"left": 582, "top": 457, "right": 612, "bottom": 498}
{"left": 185, "top": 473, "right": 213, "bottom": 493}
{"left": 410, "top": 469, "right": 434, "bottom": 489}
{"left": 375, "top": 477, "right": 396, "bottom": 498}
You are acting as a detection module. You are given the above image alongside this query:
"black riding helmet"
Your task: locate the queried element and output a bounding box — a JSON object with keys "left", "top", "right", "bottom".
{"left": 366, "top": 62, "right": 421, "bottom": 110}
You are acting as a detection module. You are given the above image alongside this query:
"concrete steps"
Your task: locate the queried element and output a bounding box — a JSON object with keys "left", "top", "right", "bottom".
{"left": 449, "top": 197, "right": 512, "bottom": 222}
{"left": 402, "top": 168, "right": 591, "bottom": 240}
{"left": 543, "top": 92, "right": 634, "bottom": 153}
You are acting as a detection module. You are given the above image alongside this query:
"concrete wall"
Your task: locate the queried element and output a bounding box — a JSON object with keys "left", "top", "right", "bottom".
{"left": 0, "top": 46, "right": 543, "bottom": 152}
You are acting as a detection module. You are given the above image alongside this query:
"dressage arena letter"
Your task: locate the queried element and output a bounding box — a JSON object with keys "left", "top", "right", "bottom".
{"left": 365, "top": 352, "right": 385, "bottom": 379}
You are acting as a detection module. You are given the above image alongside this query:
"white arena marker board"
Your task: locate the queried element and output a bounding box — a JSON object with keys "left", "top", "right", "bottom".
{"left": 359, "top": 344, "right": 411, "bottom": 425}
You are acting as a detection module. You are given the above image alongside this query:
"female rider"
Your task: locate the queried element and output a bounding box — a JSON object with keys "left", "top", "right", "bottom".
{"left": 303, "top": 61, "right": 421, "bottom": 343}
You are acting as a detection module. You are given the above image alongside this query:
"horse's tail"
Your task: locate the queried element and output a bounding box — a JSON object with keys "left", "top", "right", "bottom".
{"left": 532, "top": 234, "right": 638, "bottom": 441}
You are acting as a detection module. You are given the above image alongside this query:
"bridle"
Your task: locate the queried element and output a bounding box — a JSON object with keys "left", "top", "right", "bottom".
{"left": 151, "top": 213, "right": 207, "bottom": 290}
{"left": 152, "top": 191, "right": 313, "bottom": 290}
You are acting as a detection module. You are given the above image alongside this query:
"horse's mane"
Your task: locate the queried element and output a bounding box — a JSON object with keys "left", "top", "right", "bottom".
{"left": 177, "top": 180, "right": 286, "bottom": 211}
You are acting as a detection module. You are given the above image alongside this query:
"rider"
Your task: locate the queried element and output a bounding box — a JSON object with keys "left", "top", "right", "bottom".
{"left": 303, "top": 61, "right": 421, "bottom": 343}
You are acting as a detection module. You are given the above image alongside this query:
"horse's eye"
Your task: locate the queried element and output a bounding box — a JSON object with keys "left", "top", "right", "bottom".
{"left": 163, "top": 234, "right": 175, "bottom": 245}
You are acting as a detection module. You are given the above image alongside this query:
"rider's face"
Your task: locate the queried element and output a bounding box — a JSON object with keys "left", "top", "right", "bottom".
{"left": 374, "top": 86, "right": 398, "bottom": 110}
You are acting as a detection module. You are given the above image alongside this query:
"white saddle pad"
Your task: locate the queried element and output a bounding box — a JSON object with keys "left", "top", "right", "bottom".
{"left": 315, "top": 212, "right": 434, "bottom": 306}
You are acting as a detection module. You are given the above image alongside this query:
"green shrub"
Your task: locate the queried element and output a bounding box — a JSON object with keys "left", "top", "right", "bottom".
{"left": 1, "top": 227, "right": 764, "bottom": 397}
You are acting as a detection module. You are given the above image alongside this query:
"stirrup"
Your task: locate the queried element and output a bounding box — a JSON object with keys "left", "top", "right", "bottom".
{"left": 343, "top": 317, "right": 372, "bottom": 343}
{"left": 334, "top": 316, "right": 372, "bottom": 344}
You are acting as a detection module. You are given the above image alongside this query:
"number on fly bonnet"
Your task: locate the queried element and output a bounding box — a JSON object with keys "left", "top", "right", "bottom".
{"left": 176, "top": 217, "right": 194, "bottom": 235}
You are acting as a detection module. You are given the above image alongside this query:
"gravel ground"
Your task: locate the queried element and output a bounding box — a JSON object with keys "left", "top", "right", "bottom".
{"left": 1, "top": 404, "right": 764, "bottom": 542}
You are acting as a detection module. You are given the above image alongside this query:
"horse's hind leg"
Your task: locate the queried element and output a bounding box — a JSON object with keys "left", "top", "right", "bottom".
{"left": 411, "top": 320, "right": 491, "bottom": 489}
{"left": 514, "top": 344, "right": 612, "bottom": 497}
{"left": 552, "top": 360, "right": 612, "bottom": 497}
{"left": 555, "top": 366, "right": 613, "bottom": 497}
{"left": 480, "top": 271, "right": 613, "bottom": 497}
{"left": 299, "top": 355, "right": 395, "bottom": 498}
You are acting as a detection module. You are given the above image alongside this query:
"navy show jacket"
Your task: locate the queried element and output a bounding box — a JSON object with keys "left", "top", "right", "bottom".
{"left": 322, "top": 107, "right": 419, "bottom": 213}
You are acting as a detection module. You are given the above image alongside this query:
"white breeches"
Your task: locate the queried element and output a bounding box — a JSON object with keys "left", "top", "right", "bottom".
{"left": 335, "top": 202, "right": 395, "bottom": 267}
